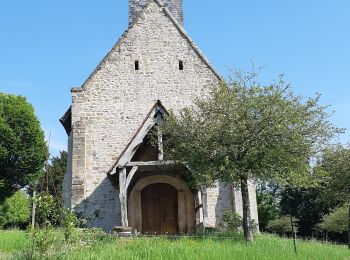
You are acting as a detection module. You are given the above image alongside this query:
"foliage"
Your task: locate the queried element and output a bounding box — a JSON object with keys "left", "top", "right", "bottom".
{"left": 316, "top": 145, "right": 350, "bottom": 247}
{"left": 267, "top": 216, "right": 298, "bottom": 236}
{"left": 0, "top": 190, "right": 30, "bottom": 229}
{"left": 317, "top": 145, "right": 350, "bottom": 204}
{"left": 257, "top": 183, "right": 281, "bottom": 231}
{"left": 159, "top": 68, "right": 341, "bottom": 241}
{"left": 221, "top": 210, "right": 242, "bottom": 231}
{"left": 0, "top": 93, "right": 47, "bottom": 201}
{"left": 41, "top": 151, "right": 67, "bottom": 203}
{"left": 279, "top": 187, "right": 333, "bottom": 237}
{"left": 318, "top": 204, "right": 349, "bottom": 234}
{"left": 35, "top": 192, "right": 62, "bottom": 227}
{"left": 62, "top": 209, "right": 78, "bottom": 242}
{"left": 26, "top": 226, "right": 57, "bottom": 259}
{"left": 25, "top": 192, "right": 61, "bottom": 259}
{"left": 161, "top": 70, "right": 340, "bottom": 188}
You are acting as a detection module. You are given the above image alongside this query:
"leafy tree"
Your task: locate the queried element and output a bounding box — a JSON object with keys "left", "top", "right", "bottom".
{"left": 257, "top": 183, "right": 280, "bottom": 231}
{"left": 317, "top": 145, "right": 350, "bottom": 248}
{"left": 0, "top": 190, "right": 30, "bottom": 228}
{"left": 267, "top": 215, "right": 298, "bottom": 236}
{"left": 41, "top": 151, "right": 67, "bottom": 203}
{"left": 0, "top": 93, "right": 47, "bottom": 200}
{"left": 160, "top": 69, "right": 341, "bottom": 241}
{"left": 318, "top": 204, "right": 348, "bottom": 235}
{"left": 279, "top": 187, "right": 333, "bottom": 238}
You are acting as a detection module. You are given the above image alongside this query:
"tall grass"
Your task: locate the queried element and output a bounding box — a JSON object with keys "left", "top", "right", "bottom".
{"left": 0, "top": 230, "right": 28, "bottom": 253}
{"left": 0, "top": 230, "right": 349, "bottom": 259}
{"left": 61, "top": 234, "right": 350, "bottom": 260}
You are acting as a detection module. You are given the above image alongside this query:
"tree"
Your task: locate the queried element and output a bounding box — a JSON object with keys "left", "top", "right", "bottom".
{"left": 267, "top": 215, "right": 299, "bottom": 236}
{"left": 0, "top": 93, "right": 47, "bottom": 201}
{"left": 279, "top": 187, "right": 333, "bottom": 238}
{"left": 41, "top": 151, "right": 67, "bottom": 203}
{"left": 317, "top": 145, "right": 350, "bottom": 248}
{"left": 160, "top": 69, "right": 341, "bottom": 241}
{"left": 318, "top": 204, "right": 348, "bottom": 240}
{"left": 257, "top": 183, "right": 280, "bottom": 231}
{"left": 0, "top": 190, "right": 30, "bottom": 229}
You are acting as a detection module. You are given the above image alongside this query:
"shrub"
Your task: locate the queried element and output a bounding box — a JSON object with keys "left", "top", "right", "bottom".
{"left": 25, "top": 226, "right": 57, "bottom": 259}
{"left": 221, "top": 210, "right": 242, "bottom": 231}
{"left": 267, "top": 215, "right": 298, "bottom": 236}
{"left": 0, "top": 190, "right": 30, "bottom": 229}
{"left": 35, "top": 192, "right": 61, "bottom": 227}
{"left": 318, "top": 204, "right": 348, "bottom": 234}
{"left": 63, "top": 209, "right": 78, "bottom": 242}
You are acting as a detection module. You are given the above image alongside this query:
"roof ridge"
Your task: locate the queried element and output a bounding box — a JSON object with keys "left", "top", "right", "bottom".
{"left": 156, "top": 1, "right": 223, "bottom": 81}
{"left": 75, "top": 0, "right": 222, "bottom": 92}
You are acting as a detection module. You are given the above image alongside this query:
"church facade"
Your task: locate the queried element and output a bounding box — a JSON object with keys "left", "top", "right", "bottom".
{"left": 60, "top": 0, "right": 258, "bottom": 233}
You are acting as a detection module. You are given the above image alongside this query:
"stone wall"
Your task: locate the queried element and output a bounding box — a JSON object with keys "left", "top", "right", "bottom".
{"left": 205, "top": 182, "right": 234, "bottom": 227}
{"left": 62, "top": 134, "right": 73, "bottom": 209}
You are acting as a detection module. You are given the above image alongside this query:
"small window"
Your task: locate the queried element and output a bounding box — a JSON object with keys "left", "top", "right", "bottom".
{"left": 135, "top": 60, "right": 139, "bottom": 70}
{"left": 179, "top": 60, "right": 184, "bottom": 70}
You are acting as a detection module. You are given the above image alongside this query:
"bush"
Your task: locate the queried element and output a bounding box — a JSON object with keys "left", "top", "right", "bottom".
{"left": 25, "top": 226, "right": 57, "bottom": 259}
{"left": 0, "top": 190, "right": 30, "bottom": 229}
{"left": 63, "top": 209, "right": 78, "bottom": 242}
{"left": 318, "top": 204, "right": 348, "bottom": 234}
{"left": 35, "top": 192, "right": 61, "bottom": 227}
{"left": 267, "top": 215, "right": 298, "bottom": 236}
{"left": 221, "top": 210, "right": 242, "bottom": 231}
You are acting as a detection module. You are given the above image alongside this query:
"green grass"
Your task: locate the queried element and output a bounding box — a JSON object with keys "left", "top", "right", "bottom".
{"left": 0, "top": 229, "right": 28, "bottom": 259}
{"left": 61, "top": 235, "right": 350, "bottom": 260}
{"left": 0, "top": 230, "right": 349, "bottom": 260}
{"left": 0, "top": 230, "right": 28, "bottom": 253}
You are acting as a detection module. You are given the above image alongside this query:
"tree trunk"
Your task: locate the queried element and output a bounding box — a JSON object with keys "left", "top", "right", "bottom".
{"left": 348, "top": 203, "right": 350, "bottom": 250}
{"left": 290, "top": 212, "right": 297, "bottom": 254}
{"left": 31, "top": 190, "right": 36, "bottom": 230}
{"left": 240, "top": 177, "right": 253, "bottom": 242}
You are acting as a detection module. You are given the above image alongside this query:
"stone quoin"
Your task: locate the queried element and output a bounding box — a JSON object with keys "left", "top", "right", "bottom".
{"left": 60, "top": 0, "right": 259, "bottom": 233}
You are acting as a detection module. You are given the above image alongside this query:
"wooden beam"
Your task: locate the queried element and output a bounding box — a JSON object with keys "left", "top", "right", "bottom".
{"left": 125, "top": 166, "right": 139, "bottom": 190}
{"left": 119, "top": 120, "right": 154, "bottom": 167}
{"left": 155, "top": 111, "right": 164, "bottom": 161}
{"left": 125, "top": 160, "right": 176, "bottom": 167}
{"left": 119, "top": 168, "right": 128, "bottom": 227}
{"left": 157, "top": 126, "right": 164, "bottom": 161}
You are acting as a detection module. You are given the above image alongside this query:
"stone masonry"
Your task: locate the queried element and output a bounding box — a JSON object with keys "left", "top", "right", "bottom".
{"left": 61, "top": 0, "right": 259, "bottom": 232}
{"left": 129, "top": 0, "right": 183, "bottom": 25}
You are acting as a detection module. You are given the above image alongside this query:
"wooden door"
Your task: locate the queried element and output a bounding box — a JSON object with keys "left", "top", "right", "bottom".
{"left": 141, "top": 183, "right": 178, "bottom": 235}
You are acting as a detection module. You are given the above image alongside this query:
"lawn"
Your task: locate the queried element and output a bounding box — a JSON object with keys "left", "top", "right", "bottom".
{"left": 0, "top": 230, "right": 349, "bottom": 259}
{"left": 0, "top": 230, "right": 29, "bottom": 259}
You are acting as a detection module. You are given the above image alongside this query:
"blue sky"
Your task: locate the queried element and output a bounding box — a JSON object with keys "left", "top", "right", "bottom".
{"left": 0, "top": 0, "right": 349, "bottom": 156}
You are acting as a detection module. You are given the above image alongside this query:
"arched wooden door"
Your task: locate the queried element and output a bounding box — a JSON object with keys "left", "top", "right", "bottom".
{"left": 141, "top": 183, "right": 179, "bottom": 235}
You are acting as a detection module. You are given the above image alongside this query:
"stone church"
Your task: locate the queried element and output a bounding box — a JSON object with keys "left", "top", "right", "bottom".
{"left": 60, "top": 0, "right": 259, "bottom": 234}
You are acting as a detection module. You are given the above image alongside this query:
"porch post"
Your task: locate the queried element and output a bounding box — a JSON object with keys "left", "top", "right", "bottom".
{"left": 119, "top": 167, "right": 128, "bottom": 227}
{"left": 156, "top": 112, "right": 164, "bottom": 161}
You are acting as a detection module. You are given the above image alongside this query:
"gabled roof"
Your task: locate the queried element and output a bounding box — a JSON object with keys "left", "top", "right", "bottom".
{"left": 107, "top": 100, "right": 168, "bottom": 175}
{"left": 77, "top": 0, "right": 222, "bottom": 91}
{"left": 61, "top": 0, "right": 223, "bottom": 134}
